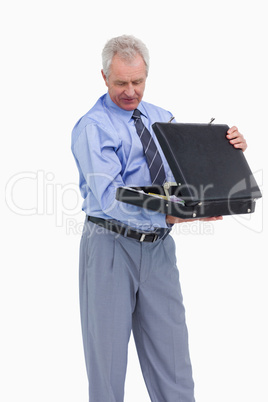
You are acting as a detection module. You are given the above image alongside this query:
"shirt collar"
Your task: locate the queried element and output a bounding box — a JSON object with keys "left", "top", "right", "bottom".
{"left": 104, "top": 92, "right": 148, "bottom": 123}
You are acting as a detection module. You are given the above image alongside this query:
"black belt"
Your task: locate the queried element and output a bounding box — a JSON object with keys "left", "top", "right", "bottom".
{"left": 87, "top": 216, "right": 170, "bottom": 242}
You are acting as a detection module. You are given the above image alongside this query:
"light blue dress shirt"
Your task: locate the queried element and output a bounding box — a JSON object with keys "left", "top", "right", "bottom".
{"left": 71, "top": 92, "right": 175, "bottom": 231}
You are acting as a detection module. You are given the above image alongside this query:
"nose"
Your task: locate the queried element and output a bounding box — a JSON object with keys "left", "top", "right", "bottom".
{"left": 124, "top": 83, "right": 135, "bottom": 97}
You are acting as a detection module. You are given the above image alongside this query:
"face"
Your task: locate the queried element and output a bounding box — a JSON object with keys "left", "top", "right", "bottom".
{"left": 101, "top": 53, "right": 147, "bottom": 111}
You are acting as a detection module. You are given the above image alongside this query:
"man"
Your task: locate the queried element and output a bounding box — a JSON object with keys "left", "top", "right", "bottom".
{"left": 71, "top": 35, "right": 247, "bottom": 402}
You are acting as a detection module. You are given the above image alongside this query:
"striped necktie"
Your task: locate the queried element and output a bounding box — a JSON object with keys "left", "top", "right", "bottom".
{"left": 132, "top": 109, "right": 166, "bottom": 185}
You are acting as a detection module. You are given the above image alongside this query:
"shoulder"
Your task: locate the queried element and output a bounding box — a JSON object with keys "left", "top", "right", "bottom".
{"left": 72, "top": 94, "right": 107, "bottom": 134}
{"left": 140, "top": 100, "right": 173, "bottom": 122}
{"left": 71, "top": 94, "right": 117, "bottom": 148}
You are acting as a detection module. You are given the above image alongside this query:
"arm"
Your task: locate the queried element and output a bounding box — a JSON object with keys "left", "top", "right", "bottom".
{"left": 72, "top": 123, "right": 168, "bottom": 230}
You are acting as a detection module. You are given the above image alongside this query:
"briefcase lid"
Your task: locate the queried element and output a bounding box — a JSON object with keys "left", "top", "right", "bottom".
{"left": 152, "top": 122, "right": 262, "bottom": 203}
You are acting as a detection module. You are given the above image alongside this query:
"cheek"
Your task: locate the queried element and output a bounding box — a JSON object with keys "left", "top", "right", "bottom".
{"left": 108, "top": 89, "right": 119, "bottom": 103}
{"left": 137, "top": 85, "right": 145, "bottom": 97}
{"left": 113, "top": 88, "right": 124, "bottom": 98}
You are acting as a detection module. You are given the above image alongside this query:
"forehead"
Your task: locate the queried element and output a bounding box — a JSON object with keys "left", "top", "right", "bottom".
{"left": 109, "top": 53, "right": 147, "bottom": 80}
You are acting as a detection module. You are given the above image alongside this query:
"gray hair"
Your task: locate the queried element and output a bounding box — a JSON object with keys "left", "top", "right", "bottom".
{"left": 102, "top": 35, "right": 150, "bottom": 78}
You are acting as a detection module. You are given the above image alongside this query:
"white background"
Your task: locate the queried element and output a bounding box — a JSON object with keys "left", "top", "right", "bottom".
{"left": 1, "top": 0, "right": 267, "bottom": 401}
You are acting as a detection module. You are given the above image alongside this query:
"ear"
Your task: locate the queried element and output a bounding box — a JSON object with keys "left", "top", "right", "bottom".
{"left": 101, "top": 70, "right": 108, "bottom": 87}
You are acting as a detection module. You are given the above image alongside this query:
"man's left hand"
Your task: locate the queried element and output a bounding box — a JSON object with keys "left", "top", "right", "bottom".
{"left": 226, "top": 126, "right": 247, "bottom": 152}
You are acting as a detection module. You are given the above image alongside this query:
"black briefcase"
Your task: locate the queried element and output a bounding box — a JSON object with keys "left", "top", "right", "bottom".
{"left": 116, "top": 122, "right": 262, "bottom": 218}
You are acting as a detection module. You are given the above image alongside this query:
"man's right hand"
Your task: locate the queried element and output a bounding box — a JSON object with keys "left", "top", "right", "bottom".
{"left": 166, "top": 215, "right": 223, "bottom": 224}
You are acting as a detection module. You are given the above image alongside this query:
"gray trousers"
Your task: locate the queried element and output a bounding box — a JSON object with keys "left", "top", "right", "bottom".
{"left": 79, "top": 219, "right": 195, "bottom": 402}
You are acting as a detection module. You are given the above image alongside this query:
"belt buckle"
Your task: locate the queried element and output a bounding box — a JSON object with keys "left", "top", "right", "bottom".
{"left": 139, "top": 233, "right": 146, "bottom": 242}
{"left": 139, "top": 233, "right": 159, "bottom": 242}
{"left": 153, "top": 234, "right": 158, "bottom": 242}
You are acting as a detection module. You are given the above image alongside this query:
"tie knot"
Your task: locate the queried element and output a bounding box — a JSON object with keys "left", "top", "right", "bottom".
{"left": 132, "top": 109, "right": 141, "bottom": 120}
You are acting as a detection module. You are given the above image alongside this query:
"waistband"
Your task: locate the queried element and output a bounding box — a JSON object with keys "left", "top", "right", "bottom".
{"left": 87, "top": 216, "right": 171, "bottom": 242}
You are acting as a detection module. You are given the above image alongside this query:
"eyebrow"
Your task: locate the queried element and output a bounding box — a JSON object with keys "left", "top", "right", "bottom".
{"left": 114, "top": 80, "right": 127, "bottom": 84}
{"left": 133, "top": 79, "right": 144, "bottom": 83}
{"left": 114, "top": 78, "right": 144, "bottom": 84}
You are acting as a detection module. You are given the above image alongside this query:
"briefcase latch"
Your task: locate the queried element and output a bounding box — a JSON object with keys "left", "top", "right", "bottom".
{"left": 163, "top": 181, "right": 177, "bottom": 200}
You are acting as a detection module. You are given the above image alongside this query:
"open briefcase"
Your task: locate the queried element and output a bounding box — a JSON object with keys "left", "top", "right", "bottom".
{"left": 116, "top": 122, "right": 262, "bottom": 219}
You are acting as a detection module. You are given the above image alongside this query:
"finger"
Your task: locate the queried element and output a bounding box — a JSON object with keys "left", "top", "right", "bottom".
{"left": 235, "top": 144, "right": 247, "bottom": 151}
{"left": 226, "top": 128, "right": 239, "bottom": 139}
{"left": 229, "top": 135, "right": 247, "bottom": 151}
{"left": 200, "top": 216, "right": 223, "bottom": 221}
{"left": 229, "top": 135, "right": 244, "bottom": 145}
{"left": 227, "top": 126, "right": 238, "bottom": 135}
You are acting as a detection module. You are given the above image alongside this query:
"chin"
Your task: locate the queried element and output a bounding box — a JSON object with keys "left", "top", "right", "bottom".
{"left": 120, "top": 100, "right": 139, "bottom": 111}
{"left": 123, "top": 105, "right": 137, "bottom": 111}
